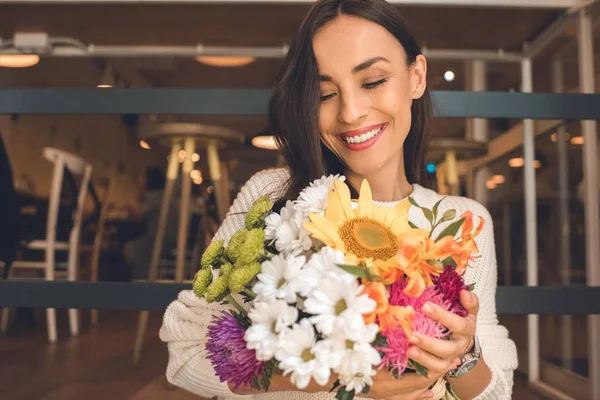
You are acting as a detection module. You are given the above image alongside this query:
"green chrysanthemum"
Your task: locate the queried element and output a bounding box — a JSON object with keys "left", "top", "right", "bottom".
{"left": 224, "top": 229, "right": 248, "bottom": 262}
{"left": 229, "top": 262, "right": 262, "bottom": 294}
{"left": 236, "top": 228, "right": 265, "bottom": 265}
{"left": 245, "top": 195, "right": 274, "bottom": 230}
{"left": 201, "top": 239, "right": 224, "bottom": 268}
{"left": 219, "top": 261, "right": 234, "bottom": 276}
{"left": 192, "top": 267, "right": 213, "bottom": 298}
{"left": 205, "top": 264, "right": 235, "bottom": 303}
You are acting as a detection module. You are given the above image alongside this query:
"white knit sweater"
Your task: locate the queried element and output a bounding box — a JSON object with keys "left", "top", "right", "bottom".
{"left": 159, "top": 168, "right": 518, "bottom": 399}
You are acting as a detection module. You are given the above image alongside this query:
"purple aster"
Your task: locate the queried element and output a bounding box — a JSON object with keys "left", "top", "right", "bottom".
{"left": 205, "top": 311, "right": 266, "bottom": 390}
{"left": 432, "top": 265, "right": 470, "bottom": 317}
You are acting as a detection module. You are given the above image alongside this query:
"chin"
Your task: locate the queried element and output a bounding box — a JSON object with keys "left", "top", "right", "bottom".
{"left": 344, "top": 157, "right": 388, "bottom": 179}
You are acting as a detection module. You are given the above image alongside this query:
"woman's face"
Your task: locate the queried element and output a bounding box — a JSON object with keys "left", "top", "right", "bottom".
{"left": 313, "top": 15, "right": 427, "bottom": 178}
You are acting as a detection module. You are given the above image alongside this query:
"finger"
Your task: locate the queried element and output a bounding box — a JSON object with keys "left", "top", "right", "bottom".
{"left": 460, "top": 290, "right": 480, "bottom": 316}
{"left": 416, "top": 390, "right": 435, "bottom": 400}
{"left": 422, "top": 302, "right": 471, "bottom": 334}
{"left": 409, "top": 332, "right": 463, "bottom": 360}
{"left": 407, "top": 346, "right": 455, "bottom": 376}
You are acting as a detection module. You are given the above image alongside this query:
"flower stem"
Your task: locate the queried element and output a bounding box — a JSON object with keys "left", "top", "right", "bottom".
{"left": 243, "top": 289, "right": 257, "bottom": 300}
{"left": 225, "top": 294, "right": 246, "bottom": 315}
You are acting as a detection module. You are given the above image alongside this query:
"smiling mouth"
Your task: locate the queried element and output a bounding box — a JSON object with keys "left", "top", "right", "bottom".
{"left": 338, "top": 124, "right": 386, "bottom": 145}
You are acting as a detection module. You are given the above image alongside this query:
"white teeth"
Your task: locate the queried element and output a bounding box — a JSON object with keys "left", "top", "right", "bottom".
{"left": 344, "top": 126, "right": 383, "bottom": 144}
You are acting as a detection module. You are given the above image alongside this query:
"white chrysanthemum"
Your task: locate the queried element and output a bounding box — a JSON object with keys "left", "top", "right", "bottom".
{"left": 303, "top": 273, "right": 376, "bottom": 336}
{"left": 290, "top": 246, "right": 352, "bottom": 298}
{"left": 275, "top": 210, "right": 312, "bottom": 255}
{"left": 294, "top": 174, "right": 345, "bottom": 215}
{"left": 330, "top": 321, "right": 380, "bottom": 393}
{"left": 275, "top": 318, "right": 332, "bottom": 390}
{"left": 245, "top": 298, "right": 298, "bottom": 361}
{"left": 265, "top": 200, "right": 295, "bottom": 243}
{"left": 264, "top": 213, "right": 281, "bottom": 243}
{"left": 253, "top": 253, "right": 306, "bottom": 303}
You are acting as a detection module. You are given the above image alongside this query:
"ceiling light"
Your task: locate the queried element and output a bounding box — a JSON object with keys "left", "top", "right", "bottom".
{"left": 252, "top": 135, "right": 278, "bottom": 150}
{"left": 140, "top": 140, "right": 151, "bottom": 150}
{"left": 509, "top": 157, "right": 541, "bottom": 168}
{"left": 0, "top": 54, "right": 39, "bottom": 68}
{"left": 571, "top": 136, "right": 584, "bottom": 145}
{"left": 444, "top": 70, "right": 455, "bottom": 82}
{"left": 192, "top": 153, "right": 200, "bottom": 162}
{"left": 492, "top": 175, "right": 505, "bottom": 184}
{"left": 195, "top": 56, "right": 256, "bottom": 67}
{"left": 508, "top": 157, "right": 524, "bottom": 167}
{"left": 97, "top": 66, "right": 115, "bottom": 88}
{"left": 486, "top": 180, "right": 497, "bottom": 189}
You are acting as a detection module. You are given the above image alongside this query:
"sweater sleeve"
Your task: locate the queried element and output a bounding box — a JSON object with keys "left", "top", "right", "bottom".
{"left": 464, "top": 202, "right": 519, "bottom": 400}
{"left": 159, "top": 169, "right": 289, "bottom": 399}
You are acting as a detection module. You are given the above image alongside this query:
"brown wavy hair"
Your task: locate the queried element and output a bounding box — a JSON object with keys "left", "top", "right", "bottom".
{"left": 268, "top": 0, "right": 432, "bottom": 210}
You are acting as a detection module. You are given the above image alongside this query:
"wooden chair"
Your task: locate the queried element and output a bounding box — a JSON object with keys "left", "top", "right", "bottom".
{"left": 89, "top": 178, "right": 115, "bottom": 326}
{"left": 1, "top": 147, "right": 92, "bottom": 343}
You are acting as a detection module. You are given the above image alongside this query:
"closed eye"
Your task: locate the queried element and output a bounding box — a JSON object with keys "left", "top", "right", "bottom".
{"left": 320, "top": 93, "right": 336, "bottom": 102}
{"left": 363, "top": 78, "right": 388, "bottom": 90}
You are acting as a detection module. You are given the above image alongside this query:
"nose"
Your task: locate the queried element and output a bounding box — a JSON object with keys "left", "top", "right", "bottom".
{"left": 337, "top": 91, "right": 368, "bottom": 125}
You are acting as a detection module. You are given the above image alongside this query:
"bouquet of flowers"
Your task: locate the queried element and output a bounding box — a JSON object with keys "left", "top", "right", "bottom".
{"left": 193, "top": 175, "right": 484, "bottom": 400}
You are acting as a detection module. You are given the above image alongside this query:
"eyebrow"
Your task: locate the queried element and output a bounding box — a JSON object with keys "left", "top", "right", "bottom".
{"left": 319, "top": 56, "right": 390, "bottom": 82}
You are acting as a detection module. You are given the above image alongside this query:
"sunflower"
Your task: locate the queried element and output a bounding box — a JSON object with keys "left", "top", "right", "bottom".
{"left": 303, "top": 179, "right": 412, "bottom": 274}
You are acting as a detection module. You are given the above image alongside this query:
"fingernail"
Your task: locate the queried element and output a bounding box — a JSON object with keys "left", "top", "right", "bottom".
{"left": 409, "top": 334, "right": 419, "bottom": 344}
{"left": 423, "top": 303, "right": 433, "bottom": 313}
{"left": 409, "top": 347, "right": 419, "bottom": 357}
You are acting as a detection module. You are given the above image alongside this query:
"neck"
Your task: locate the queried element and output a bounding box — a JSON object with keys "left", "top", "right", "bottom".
{"left": 346, "top": 160, "right": 413, "bottom": 202}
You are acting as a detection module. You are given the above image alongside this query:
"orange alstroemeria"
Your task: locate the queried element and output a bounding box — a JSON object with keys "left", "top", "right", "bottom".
{"left": 390, "top": 230, "right": 456, "bottom": 297}
{"left": 451, "top": 211, "right": 485, "bottom": 275}
{"left": 361, "top": 281, "right": 415, "bottom": 338}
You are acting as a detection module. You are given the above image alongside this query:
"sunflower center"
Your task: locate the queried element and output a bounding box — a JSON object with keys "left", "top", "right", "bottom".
{"left": 301, "top": 348, "right": 315, "bottom": 362}
{"left": 339, "top": 217, "right": 398, "bottom": 261}
{"left": 335, "top": 299, "right": 347, "bottom": 315}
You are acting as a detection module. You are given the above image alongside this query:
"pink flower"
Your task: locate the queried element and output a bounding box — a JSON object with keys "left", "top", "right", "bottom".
{"left": 377, "top": 327, "right": 410, "bottom": 375}
{"left": 433, "top": 265, "right": 470, "bottom": 317}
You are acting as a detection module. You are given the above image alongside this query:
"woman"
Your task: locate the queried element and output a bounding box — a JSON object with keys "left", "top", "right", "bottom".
{"left": 159, "top": 0, "right": 518, "bottom": 398}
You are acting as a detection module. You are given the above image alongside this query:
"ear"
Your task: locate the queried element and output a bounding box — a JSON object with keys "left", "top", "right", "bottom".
{"left": 410, "top": 54, "right": 427, "bottom": 99}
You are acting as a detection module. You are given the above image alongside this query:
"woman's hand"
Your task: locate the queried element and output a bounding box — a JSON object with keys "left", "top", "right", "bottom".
{"left": 407, "top": 290, "right": 479, "bottom": 379}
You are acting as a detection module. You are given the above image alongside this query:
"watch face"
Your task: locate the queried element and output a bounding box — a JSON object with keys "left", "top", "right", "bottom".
{"left": 455, "top": 358, "right": 479, "bottom": 377}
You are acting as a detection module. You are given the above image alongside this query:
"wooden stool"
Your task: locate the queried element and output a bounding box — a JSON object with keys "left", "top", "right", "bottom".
{"left": 132, "top": 123, "right": 243, "bottom": 367}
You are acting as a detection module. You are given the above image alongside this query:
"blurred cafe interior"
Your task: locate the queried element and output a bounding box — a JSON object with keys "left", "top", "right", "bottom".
{"left": 0, "top": 1, "right": 599, "bottom": 399}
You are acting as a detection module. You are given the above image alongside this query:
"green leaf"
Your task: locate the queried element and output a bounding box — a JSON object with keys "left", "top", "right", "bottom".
{"left": 372, "top": 332, "right": 388, "bottom": 348}
{"left": 329, "top": 379, "right": 341, "bottom": 393}
{"left": 259, "top": 360, "right": 276, "bottom": 392}
{"left": 407, "top": 359, "right": 429, "bottom": 378}
{"left": 467, "top": 283, "right": 476, "bottom": 291}
{"left": 335, "top": 387, "right": 356, "bottom": 400}
{"left": 432, "top": 197, "right": 445, "bottom": 220}
{"left": 252, "top": 375, "right": 261, "bottom": 391}
{"left": 336, "top": 264, "right": 383, "bottom": 282}
{"left": 422, "top": 208, "right": 434, "bottom": 225}
{"left": 361, "top": 384, "right": 371, "bottom": 394}
{"left": 391, "top": 368, "right": 400, "bottom": 379}
{"left": 436, "top": 217, "right": 466, "bottom": 241}
{"left": 442, "top": 256, "right": 457, "bottom": 268}
{"left": 442, "top": 209, "right": 457, "bottom": 222}
{"left": 408, "top": 197, "right": 420, "bottom": 208}
{"left": 409, "top": 221, "right": 419, "bottom": 229}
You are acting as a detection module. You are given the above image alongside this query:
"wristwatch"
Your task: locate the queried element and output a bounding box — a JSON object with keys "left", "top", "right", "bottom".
{"left": 447, "top": 334, "right": 481, "bottom": 378}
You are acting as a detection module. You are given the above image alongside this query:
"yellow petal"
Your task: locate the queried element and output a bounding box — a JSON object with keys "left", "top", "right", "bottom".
{"left": 333, "top": 180, "right": 355, "bottom": 220}
{"left": 357, "top": 180, "right": 373, "bottom": 219}
{"left": 304, "top": 214, "right": 339, "bottom": 245}
{"left": 372, "top": 205, "right": 388, "bottom": 225}
{"left": 326, "top": 186, "right": 344, "bottom": 223}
